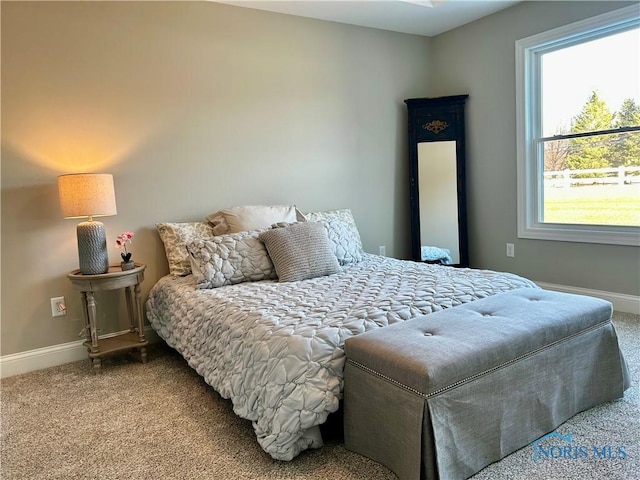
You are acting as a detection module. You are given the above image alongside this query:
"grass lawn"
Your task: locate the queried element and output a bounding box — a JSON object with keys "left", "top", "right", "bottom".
{"left": 543, "top": 184, "right": 640, "bottom": 226}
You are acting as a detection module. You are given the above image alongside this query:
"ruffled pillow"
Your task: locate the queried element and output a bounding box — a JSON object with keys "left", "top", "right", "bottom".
{"left": 187, "top": 230, "right": 276, "bottom": 289}
{"left": 303, "top": 209, "right": 363, "bottom": 265}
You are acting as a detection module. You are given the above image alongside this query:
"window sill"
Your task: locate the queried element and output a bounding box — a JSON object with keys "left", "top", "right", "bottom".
{"left": 517, "top": 222, "right": 640, "bottom": 246}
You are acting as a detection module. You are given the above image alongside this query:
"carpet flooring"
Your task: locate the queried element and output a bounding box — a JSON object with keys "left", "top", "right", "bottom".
{"left": 1, "top": 311, "right": 638, "bottom": 480}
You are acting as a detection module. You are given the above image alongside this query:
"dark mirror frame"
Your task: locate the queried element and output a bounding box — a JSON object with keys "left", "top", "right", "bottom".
{"left": 405, "top": 95, "right": 469, "bottom": 267}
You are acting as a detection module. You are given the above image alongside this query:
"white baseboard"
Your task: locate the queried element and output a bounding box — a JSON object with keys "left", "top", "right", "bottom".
{"left": 535, "top": 281, "right": 640, "bottom": 315}
{"left": 0, "top": 327, "right": 161, "bottom": 379}
{"left": 2, "top": 284, "right": 637, "bottom": 379}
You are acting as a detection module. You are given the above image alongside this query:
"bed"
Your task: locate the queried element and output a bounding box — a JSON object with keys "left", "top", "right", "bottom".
{"left": 146, "top": 206, "right": 539, "bottom": 461}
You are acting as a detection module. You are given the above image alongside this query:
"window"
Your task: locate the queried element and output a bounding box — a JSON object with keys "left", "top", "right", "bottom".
{"left": 516, "top": 5, "right": 640, "bottom": 246}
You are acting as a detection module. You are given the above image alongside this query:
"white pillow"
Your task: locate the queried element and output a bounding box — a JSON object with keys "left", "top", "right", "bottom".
{"left": 303, "top": 209, "right": 363, "bottom": 265}
{"left": 206, "top": 205, "right": 302, "bottom": 235}
{"left": 187, "top": 230, "right": 276, "bottom": 288}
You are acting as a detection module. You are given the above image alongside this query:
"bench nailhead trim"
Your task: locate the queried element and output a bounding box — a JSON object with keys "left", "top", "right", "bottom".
{"left": 347, "top": 319, "right": 612, "bottom": 399}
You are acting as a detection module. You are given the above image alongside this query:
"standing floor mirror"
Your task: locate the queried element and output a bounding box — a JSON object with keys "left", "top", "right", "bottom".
{"left": 405, "top": 95, "right": 469, "bottom": 267}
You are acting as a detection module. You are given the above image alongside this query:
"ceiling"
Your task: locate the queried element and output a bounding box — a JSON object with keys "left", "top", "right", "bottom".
{"left": 215, "top": 0, "right": 521, "bottom": 37}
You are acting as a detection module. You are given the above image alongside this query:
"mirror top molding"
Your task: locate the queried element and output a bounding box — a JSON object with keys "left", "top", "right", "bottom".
{"left": 404, "top": 94, "right": 469, "bottom": 108}
{"left": 405, "top": 95, "right": 469, "bottom": 144}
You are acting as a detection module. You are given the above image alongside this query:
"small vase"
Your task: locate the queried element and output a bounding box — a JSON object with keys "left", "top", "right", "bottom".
{"left": 120, "top": 261, "right": 135, "bottom": 271}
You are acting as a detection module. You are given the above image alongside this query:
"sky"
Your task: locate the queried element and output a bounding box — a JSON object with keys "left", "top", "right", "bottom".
{"left": 542, "top": 27, "right": 640, "bottom": 136}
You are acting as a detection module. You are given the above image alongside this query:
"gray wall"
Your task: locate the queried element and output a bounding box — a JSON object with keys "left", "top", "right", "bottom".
{"left": 1, "top": 1, "right": 638, "bottom": 358}
{"left": 1, "top": 1, "right": 431, "bottom": 355}
{"left": 430, "top": 1, "right": 640, "bottom": 295}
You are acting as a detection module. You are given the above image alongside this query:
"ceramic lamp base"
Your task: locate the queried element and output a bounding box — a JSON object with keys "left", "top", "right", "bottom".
{"left": 77, "top": 220, "right": 109, "bottom": 275}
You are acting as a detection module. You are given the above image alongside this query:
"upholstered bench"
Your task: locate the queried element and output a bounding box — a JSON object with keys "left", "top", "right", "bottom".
{"left": 343, "top": 288, "right": 630, "bottom": 480}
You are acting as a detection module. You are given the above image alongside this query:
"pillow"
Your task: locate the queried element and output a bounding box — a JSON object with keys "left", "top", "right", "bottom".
{"left": 187, "top": 230, "right": 276, "bottom": 289}
{"left": 258, "top": 222, "right": 341, "bottom": 282}
{"left": 156, "top": 222, "right": 215, "bottom": 276}
{"left": 206, "top": 205, "right": 303, "bottom": 235}
{"left": 321, "top": 218, "right": 364, "bottom": 265}
{"left": 303, "top": 209, "right": 363, "bottom": 265}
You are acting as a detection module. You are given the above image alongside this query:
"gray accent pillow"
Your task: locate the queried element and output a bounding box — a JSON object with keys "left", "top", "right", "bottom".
{"left": 303, "top": 209, "right": 363, "bottom": 265}
{"left": 156, "top": 222, "right": 216, "bottom": 276}
{"left": 258, "top": 222, "right": 341, "bottom": 282}
{"left": 187, "top": 230, "right": 277, "bottom": 289}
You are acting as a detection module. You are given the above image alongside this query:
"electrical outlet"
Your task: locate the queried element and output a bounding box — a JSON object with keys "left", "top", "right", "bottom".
{"left": 506, "top": 243, "right": 515, "bottom": 258}
{"left": 51, "top": 296, "right": 66, "bottom": 317}
{"left": 379, "top": 245, "right": 386, "bottom": 256}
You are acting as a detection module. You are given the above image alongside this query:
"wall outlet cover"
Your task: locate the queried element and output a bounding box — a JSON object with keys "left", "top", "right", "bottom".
{"left": 506, "top": 243, "right": 515, "bottom": 258}
{"left": 51, "top": 297, "right": 66, "bottom": 317}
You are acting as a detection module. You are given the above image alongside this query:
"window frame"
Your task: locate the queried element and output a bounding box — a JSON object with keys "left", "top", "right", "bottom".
{"left": 515, "top": 5, "right": 640, "bottom": 247}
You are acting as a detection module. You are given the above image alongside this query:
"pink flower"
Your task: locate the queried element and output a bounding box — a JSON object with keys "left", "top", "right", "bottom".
{"left": 115, "top": 232, "right": 134, "bottom": 262}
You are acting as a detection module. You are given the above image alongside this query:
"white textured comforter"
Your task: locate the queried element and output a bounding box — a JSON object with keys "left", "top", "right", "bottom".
{"left": 146, "top": 254, "right": 538, "bottom": 461}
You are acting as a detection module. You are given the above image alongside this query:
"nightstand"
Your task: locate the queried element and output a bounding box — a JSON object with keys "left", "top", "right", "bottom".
{"left": 67, "top": 263, "right": 149, "bottom": 371}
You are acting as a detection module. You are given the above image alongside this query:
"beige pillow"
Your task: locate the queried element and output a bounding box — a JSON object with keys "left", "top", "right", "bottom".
{"left": 258, "top": 222, "right": 341, "bottom": 282}
{"left": 207, "top": 205, "right": 302, "bottom": 235}
{"left": 156, "top": 222, "right": 215, "bottom": 276}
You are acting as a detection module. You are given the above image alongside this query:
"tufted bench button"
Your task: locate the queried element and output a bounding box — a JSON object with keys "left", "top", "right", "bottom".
{"left": 424, "top": 332, "right": 433, "bottom": 336}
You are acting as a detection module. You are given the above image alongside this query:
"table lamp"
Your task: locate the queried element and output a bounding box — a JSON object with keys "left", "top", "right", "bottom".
{"left": 58, "top": 173, "right": 117, "bottom": 275}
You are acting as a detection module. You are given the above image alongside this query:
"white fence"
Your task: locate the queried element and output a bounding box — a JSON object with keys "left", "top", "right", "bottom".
{"left": 544, "top": 166, "right": 640, "bottom": 187}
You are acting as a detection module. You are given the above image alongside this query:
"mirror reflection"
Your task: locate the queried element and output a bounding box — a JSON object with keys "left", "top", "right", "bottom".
{"left": 418, "top": 141, "right": 459, "bottom": 265}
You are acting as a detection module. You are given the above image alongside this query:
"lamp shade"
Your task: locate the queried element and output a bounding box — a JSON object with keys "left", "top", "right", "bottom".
{"left": 58, "top": 173, "right": 117, "bottom": 275}
{"left": 58, "top": 173, "right": 117, "bottom": 219}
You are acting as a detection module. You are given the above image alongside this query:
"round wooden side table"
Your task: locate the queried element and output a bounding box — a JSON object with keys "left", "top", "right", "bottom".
{"left": 67, "top": 263, "right": 148, "bottom": 371}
